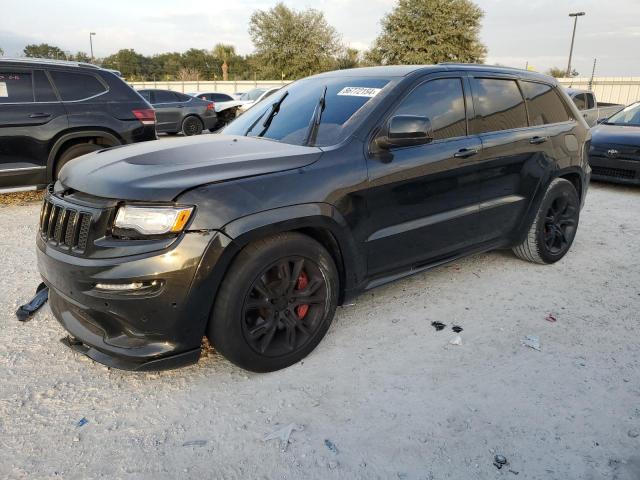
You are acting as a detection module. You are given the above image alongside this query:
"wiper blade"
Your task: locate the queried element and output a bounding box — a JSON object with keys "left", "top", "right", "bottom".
{"left": 258, "top": 92, "right": 289, "bottom": 137}
{"left": 304, "top": 86, "right": 327, "bottom": 146}
{"left": 243, "top": 91, "right": 289, "bottom": 137}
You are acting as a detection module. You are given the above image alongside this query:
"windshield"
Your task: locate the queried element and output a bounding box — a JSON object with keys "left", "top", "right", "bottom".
{"left": 606, "top": 102, "right": 640, "bottom": 126}
{"left": 223, "top": 76, "right": 394, "bottom": 147}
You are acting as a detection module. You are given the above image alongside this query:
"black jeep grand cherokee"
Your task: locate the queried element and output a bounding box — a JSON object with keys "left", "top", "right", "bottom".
{"left": 37, "top": 65, "right": 591, "bottom": 372}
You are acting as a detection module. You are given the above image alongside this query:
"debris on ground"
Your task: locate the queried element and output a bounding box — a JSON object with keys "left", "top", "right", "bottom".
{"left": 182, "top": 440, "right": 207, "bottom": 447}
{"left": 76, "top": 418, "right": 89, "bottom": 427}
{"left": 263, "top": 423, "right": 303, "bottom": 451}
{"left": 431, "top": 321, "right": 446, "bottom": 331}
{"left": 452, "top": 325, "right": 463, "bottom": 333}
{"left": 493, "top": 454, "right": 508, "bottom": 469}
{"left": 15, "top": 283, "right": 49, "bottom": 322}
{"left": 628, "top": 429, "right": 639, "bottom": 438}
{"left": 545, "top": 313, "right": 557, "bottom": 323}
{"left": 324, "top": 439, "right": 339, "bottom": 454}
{"left": 521, "top": 335, "right": 541, "bottom": 351}
{"left": 449, "top": 335, "right": 462, "bottom": 346}
{"left": 509, "top": 469, "right": 519, "bottom": 475}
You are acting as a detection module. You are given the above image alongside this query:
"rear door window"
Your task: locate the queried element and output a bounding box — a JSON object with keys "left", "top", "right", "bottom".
{"left": 138, "top": 90, "right": 151, "bottom": 101}
{"left": 472, "top": 78, "right": 528, "bottom": 133}
{"left": 34, "top": 70, "right": 58, "bottom": 102}
{"left": 0, "top": 71, "right": 34, "bottom": 103}
{"left": 521, "top": 81, "right": 571, "bottom": 125}
{"left": 153, "top": 90, "right": 179, "bottom": 103}
{"left": 49, "top": 71, "right": 107, "bottom": 101}
{"left": 175, "top": 92, "right": 193, "bottom": 102}
{"left": 213, "top": 93, "right": 233, "bottom": 102}
{"left": 393, "top": 77, "right": 467, "bottom": 140}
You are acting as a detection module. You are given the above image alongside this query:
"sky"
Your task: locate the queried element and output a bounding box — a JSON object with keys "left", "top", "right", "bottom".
{"left": 1, "top": 0, "right": 639, "bottom": 76}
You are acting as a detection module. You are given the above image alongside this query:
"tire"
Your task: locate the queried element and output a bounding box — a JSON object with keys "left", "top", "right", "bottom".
{"left": 181, "top": 116, "right": 203, "bottom": 136}
{"left": 513, "top": 178, "right": 580, "bottom": 264}
{"left": 54, "top": 142, "right": 104, "bottom": 179}
{"left": 208, "top": 232, "right": 339, "bottom": 372}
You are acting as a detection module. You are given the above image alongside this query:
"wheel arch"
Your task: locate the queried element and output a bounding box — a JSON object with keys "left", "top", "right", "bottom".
{"left": 47, "top": 129, "right": 122, "bottom": 181}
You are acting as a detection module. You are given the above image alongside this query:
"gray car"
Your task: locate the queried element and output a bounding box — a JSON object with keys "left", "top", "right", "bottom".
{"left": 138, "top": 89, "right": 217, "bottom": 135}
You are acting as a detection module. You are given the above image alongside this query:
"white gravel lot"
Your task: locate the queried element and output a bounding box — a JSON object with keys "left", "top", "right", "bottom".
{"left": 0, "top": 182, "right": 639, "bottom": 479}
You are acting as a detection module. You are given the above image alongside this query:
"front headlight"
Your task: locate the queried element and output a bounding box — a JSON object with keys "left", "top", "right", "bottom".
{"left": 113, "top": 205, "right": 194, "bottom": 237}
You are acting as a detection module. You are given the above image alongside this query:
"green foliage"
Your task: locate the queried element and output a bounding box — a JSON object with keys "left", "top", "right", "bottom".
{"left": 23, "top": 43, "right": 68, "bottom": 59}
{"left": 366, "top": 0, "right": 487, "bottom": 65}
{"left": 0, "top": 47, "right": 4, "bottom": 56}
{"left": 249, "top": 3, "right": 342, "bottom": 79}
{"left": 547, "top": 67, "right": 578, "bottom": 78}
{"left": 336, "top": 48, "right": 361, "bottom": 70}
{"left": 101, "top": 49, "right": 149, "bottom": 80}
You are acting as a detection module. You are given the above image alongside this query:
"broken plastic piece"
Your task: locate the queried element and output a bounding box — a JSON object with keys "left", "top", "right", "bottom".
{"left": 452, "top": 325, "right": 463, "bottom": 333}
{"left": 16, "top": 282, "right": 49, "bottom": 322}
{"left": 493, "top": 454, "right": 508, "bottom": 469}
{"left": 431, "top": 321, "right": 446, "bottom": 331}
{"left": 545, "top": 314, "right": 557, "bottom": 322}
{"left": 449, "top": 335, "right": 462, "bottom": 346}
{"left": 76, "top": 418, "right": 89, "bottom": 427}
{"left": 263, "top": 423, "right": 302, "bottom": 451}
{"left": 324, "top": 439, "right": 339, "bottom": 454}
{"left": 521, "top": 335, "right": 541, "bottom": 351}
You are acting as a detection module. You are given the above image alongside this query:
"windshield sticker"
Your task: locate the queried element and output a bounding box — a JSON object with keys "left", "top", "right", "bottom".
{"left": 337, "top": 87, "right": 382, "bottom": 98}
{"left": 0, "top": 82, "right": 7, "bottom": 97}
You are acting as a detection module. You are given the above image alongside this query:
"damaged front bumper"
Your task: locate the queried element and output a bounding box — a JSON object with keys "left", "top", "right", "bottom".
{"left": 37, "top": 230, "right": 232, "bottom": 371}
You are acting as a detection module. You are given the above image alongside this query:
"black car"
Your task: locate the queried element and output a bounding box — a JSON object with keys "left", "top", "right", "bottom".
{"left": 137, "top": 89, "right": 217, "bottom": 135}
{"left": 589, "top": 101, "right": 640, "bottom": 185}
{"left": 37, "top": 64, "right": 590, "bottom": 372}
{"left": 0, "top": 58, "right": 156, "bottom": 192}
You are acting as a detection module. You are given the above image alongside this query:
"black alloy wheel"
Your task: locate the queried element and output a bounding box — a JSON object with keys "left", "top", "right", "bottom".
{"left": 182, "top": 116, "right": 203, "bottom": 136}
{"left": 208, "top": 232, "right": 338, "bottom": 372}
{"left": 543, "top": 195, "right": 578, "bottom": 255}
{"left": 242, "top": 257, "right": 328, "bottom": 357}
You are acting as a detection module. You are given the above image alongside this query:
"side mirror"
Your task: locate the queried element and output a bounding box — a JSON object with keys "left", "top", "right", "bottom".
{"left": 376, "top": 115, "right": 433, "bottom": 150}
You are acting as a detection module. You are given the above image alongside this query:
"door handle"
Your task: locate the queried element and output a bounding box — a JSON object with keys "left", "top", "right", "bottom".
{"left": 454, "top": 148, "right": 478, "bottom": 159}
{"left": 529, "top": 136, "right": 549, "bottom": 145}
{"left": 29, "top": 113, "right": 51, "bottom": 118}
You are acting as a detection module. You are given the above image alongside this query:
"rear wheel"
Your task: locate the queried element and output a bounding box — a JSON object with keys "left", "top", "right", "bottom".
{"left": 54, "top": 142, "right": 104, "bottom": 179}
{"left": 513, "top": 178, "right": 580, "bottom": 264}
{"left": 181, "top": 116, "right": 203, "bottom": 136}
{"left": 208, "top": 232, "right": 339, "bottom": 372}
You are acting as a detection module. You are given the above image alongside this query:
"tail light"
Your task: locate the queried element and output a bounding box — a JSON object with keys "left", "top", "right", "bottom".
{"left": 132, "top": 108, "right": 156, "bottom": 125}
{"left": 206, "top": 102, "right": 215, "bottom": 111}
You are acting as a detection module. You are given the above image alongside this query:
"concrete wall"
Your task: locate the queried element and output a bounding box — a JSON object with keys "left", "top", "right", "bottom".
{"left": 128, "top": 80, "right": 292, "bottom": 95}
{"left": 130, "top": 77, "right": 640, "bottom": 106}
{"left": 557, "top": 77, "right": 640, "bottom": 105}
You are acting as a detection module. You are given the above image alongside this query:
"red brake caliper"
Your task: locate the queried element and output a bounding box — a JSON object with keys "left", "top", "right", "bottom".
{"left": 295, "top": 271, "right": 309, "bottom": 319}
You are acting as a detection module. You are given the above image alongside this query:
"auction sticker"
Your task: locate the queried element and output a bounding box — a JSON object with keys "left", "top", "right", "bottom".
{"left": 0, "top": 82, "right": 7, "bottom": 97}
{"left": 337, "top": 87, "right": 381, "bottom": 98}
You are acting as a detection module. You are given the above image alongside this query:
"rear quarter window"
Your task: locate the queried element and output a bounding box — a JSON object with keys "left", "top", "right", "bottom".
{"left": 472, "top": 78, "right": 528, "bottom": 133}
{"left": 50, "top": 71, "right": 107, "bottom": 101}
{"left": 0, "top": 71, "right": 33, "bottom": 103}
{"left": 521, "top": 81, "right": 571, "bottom": 125}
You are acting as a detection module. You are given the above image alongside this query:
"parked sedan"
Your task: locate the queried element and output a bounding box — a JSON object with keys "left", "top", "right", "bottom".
{"left": 589, "top": 101, "right": 640, "bottom": 184}
{"left": 236, "top": 87, "right": 280, "bottom": 113}
{"left": 188, "top": 92, "right": 243, "bottom": 129}
{"left": 138, "top": 89, "right": 217, "bottom": 135}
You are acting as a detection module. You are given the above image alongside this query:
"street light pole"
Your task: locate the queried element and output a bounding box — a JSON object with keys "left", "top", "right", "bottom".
{"left": 89, "top": 32, "right": 96, "bottom": 62}
{"left": 566, "top": 12, "right": 585, "bottom": 77}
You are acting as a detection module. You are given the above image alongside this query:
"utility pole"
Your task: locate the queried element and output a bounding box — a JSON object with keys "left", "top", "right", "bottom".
{"left": 566, "top": 12, "right": 585, "bottom": 77}
{"left": 588, "top": 58, "right": 597, "bottom": 90}
{"left": 89, "top": 32, "right": 96, "bottom": 62}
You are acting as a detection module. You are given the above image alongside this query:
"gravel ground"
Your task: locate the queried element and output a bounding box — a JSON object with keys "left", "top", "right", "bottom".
{"left": 0, "top": 182, "right": 639, "bottom": 479}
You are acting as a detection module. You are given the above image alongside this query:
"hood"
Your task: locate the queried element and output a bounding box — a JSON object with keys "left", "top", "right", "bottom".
{"left": 59, "top": 135, "right": 322, "bottom": 201}
{"left": 591, "top": 124, "right": 640, "bottom": 147}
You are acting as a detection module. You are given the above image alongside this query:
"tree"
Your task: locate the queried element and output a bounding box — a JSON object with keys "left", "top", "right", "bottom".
{"left": 336, "top": 48, "right": 361, "bottom": 70}
{"left": 249, "top": 3, "right": 342, "bottom": 79}
{"left": 23, "top": 43, "right": 67, "bottom": 59}
{"left": 101, "top": 49, "right": 149, "bottom": 80}
{"left": 547, "top": 67, "right": 577, "bottom": 78}
{"left": 0, "top": 47, "right": 4, "bottom": 56}
{"left": 69, "top": 51, "right": 91, "bottom": 63}
{"left": 176, "top": 67, "right": 201, "bottom": 81}
{"left": 366, "top": 0, "right": 487, "bottom": 65}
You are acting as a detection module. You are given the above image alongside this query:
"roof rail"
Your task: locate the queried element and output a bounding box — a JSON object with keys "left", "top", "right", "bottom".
{"left": 0, "top": 57, "right": 101, "bottom": 69}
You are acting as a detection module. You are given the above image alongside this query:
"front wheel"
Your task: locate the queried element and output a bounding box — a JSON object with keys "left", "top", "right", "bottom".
{"left": 208, "top": 233, "right": 339, "bottom": 372}
{"left": 513, "top": 178, "right": 580, "bottom": 264}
